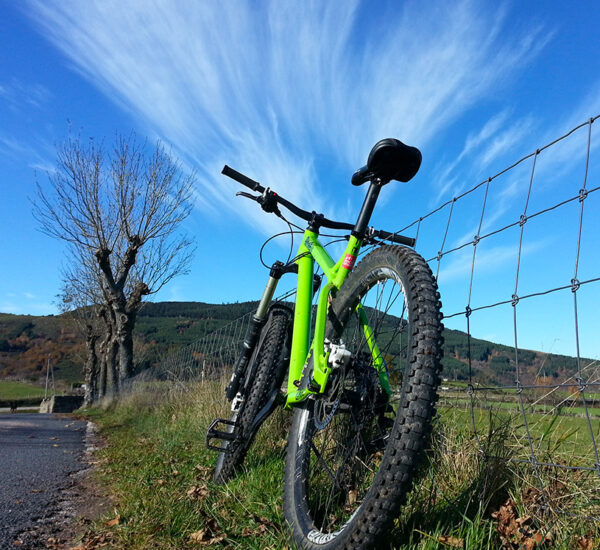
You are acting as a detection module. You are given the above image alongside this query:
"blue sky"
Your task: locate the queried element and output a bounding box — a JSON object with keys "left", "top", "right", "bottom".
{"left": 1, "top": 1, "right": 599, "bottom": 359}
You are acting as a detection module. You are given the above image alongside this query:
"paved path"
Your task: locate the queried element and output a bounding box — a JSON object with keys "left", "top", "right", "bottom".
{"left": 0, "top": 413, "right": 88, "bottom": 549}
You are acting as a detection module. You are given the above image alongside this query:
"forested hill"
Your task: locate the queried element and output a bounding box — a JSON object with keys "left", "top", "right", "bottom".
{"left": 139, "top": 301, "right": 258, "bottom": 320}
{"left": 0, "top": 301, "right": 592, "bottom": 387}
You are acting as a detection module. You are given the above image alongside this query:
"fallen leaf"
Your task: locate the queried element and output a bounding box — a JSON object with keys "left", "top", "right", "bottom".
{"left": 242, "top": 524, "right": 269, "bottom": 537}
{"left": 194, "top": 465, "right": 213, "bottom": 479}
{"left": 188, "top": 529, "right": 225, "bottom": 546}
{"left": 12, "top": 541, "right": 23, "bottom": 547}
{"left": 515, "top": 515, "right": 532, "bottom": 527}
{"left": 187, "top": 485, "right": 209, "bottom": 500}
{"left": 106, "top": 513, "right": 120, "bottom": 527}
{"left": 438, "top": 535, "right": 464, "bottom": 548}
{"left": 189, "top": 529, "right": 209, "bottom": 542}
{"left": 52, "top": 444, "right": 60, "bottom": 447}
{"left": 577, "top": 537, "right": 595, "bottom": 550}
{"left": 156, "top": 479, "right": 166, "bottom": 486}
{"left": 251, "top": 514, "right": 276, "bottom": 528}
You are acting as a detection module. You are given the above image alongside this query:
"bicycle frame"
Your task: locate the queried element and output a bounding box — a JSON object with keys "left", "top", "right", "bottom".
{"left": 215, "top": 168, "right": 412, "bottom": 415}
{"left": 255, "top": 227, "right": 390, "bottom": 409}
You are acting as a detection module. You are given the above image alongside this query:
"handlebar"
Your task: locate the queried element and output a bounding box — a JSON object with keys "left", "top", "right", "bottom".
{"left": 222, "top": 165, "right": 415, "bottom": 246}
{"left": 222, "top": 165, "right": 264, "bottom": 193}
{"left": 368, "top": 228, "right": 415, "bottom": 247}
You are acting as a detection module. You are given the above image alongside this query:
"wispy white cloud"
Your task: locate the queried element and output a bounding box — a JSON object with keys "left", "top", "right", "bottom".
{"left": 433, "top": 77, "right": 600, "bottom": 210}
{"left": 436, "top": 239, "right": 546, "bottom": 286}
{"left": 432, "top": 112, "right": 536, "bottom": 204}
{"left": 23, "top": 0, "right": 548, "bottom": 234}
{"left": 477, "top": 117, "right": 536, "bottom": 171}
{"left": 527, "top": 81, "right": 600, "bottom": 190}
{"left": 0, "top": 78, "right": 52, "bottom": 111}
{"left": 0, "top": 135, "right": 54, "bottom": 169}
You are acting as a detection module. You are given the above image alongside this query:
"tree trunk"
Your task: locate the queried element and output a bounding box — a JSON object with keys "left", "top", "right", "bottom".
{"left": 97, "top": 307, "right": 119, "bottom": 398}
{"left": 83, "top": 325, "right": 98, "bottom": 406}
{"left": 116, "top": 311, "right": 135, "bottom": 384}
{"left": 115, "top": 282, "right": 149, "bottom": 386}
{"left": 98, "top": 356, "right": 107, "bottom": 399}
{"left": 107, "top": 338, "right": 119, "bottom": 396}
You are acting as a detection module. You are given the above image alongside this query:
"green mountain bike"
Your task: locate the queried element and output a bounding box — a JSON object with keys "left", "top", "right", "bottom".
{"left": 207, "top": 139, "right": 444, "bottom": 550}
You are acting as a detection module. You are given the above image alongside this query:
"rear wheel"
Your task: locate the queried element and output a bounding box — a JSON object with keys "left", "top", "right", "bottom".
{"left": 284, "top": 245, "right": 443, "bottom": 549}
{"left": 213, "top": 308, "right": 289, "bottom": 483}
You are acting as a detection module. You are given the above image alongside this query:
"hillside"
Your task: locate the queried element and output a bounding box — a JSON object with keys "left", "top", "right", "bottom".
{"left": 0, "top": 302, "right": 258, "bottom": 386}
{"left": 0, "top": 301, "right": 590, "bottom": 387}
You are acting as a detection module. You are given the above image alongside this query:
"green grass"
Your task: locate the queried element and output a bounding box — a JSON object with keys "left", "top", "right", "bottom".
{"left": 440, "top": 397, "right": 600, "bottom": 419}
{"left": 0, "top": 380, "right": 45, "bottom": 400}
{"left": 78, "top": 381, "right": 600, "bottom": 549}
{"left": 440, "top": 405, "right": 600, "bottom": 459}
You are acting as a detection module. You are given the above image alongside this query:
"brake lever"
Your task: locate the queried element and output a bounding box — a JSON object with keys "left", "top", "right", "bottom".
{"left": 236, "top": 191, "right": 261, "bottom": 202}
{"left": 236, "top": 189, "right": 281, "bottom": 216}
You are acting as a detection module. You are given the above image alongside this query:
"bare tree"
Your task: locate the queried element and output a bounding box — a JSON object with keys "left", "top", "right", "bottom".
{"left": 58, "top": 272, "right": 100, "bottom": 405}
{"left": 35, "top": 134, "right": 195, "bottom": 398}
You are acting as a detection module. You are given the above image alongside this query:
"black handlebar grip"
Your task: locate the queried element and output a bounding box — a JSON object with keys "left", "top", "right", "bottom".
{"left": 376, "top": 229, "right": 416, "bottom": 247}
{"left": 222, "top": 165, "right": 265, "bottom": 193}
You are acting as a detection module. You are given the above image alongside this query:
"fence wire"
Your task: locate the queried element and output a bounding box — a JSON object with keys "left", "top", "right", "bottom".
{"left": 152, "top": 114, "right": 600, "bottom": 531}
{"left": 412, "top": 114, "right": 600, "bottom": 528}
{"left": 124, "top": 311, "right": 254, "bottom": 389}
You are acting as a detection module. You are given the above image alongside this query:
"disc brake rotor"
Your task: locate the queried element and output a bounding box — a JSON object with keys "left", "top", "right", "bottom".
{"left": 313, "top": 368, "right": 343, "bottom": 430}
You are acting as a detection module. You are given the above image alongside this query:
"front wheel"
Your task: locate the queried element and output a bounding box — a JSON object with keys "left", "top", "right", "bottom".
{"left": 213, "top": 308, "right": 290, "bottom": 483}
{"left": 284, "top": 245, "right": 443, "bottom": 549}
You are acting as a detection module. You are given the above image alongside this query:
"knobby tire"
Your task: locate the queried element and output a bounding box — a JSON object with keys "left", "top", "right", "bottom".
{"left": 283, "top": 245, "right": 444, "bottom": 549}
{"left": 213, "top": 309, "right": 289, "bottom": 484}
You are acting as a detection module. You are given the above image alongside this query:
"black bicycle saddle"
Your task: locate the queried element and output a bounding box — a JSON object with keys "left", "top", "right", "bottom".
{"left": 352, "top": 138, "right": 422, "bottom": 186}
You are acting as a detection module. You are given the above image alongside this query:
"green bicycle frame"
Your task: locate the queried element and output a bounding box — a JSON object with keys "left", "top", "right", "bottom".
{"left": 282, "top": 230, "right": 391, "bottom": 408}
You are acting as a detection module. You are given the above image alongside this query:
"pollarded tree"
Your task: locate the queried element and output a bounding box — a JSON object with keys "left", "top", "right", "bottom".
{"left": 35, "top": 134, "right": 195, "bottom": 396}
{"left": 57, "top": 266, "right": 102, "bottom": 405}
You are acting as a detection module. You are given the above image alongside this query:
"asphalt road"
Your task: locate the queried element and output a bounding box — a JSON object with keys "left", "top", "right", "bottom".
{"left": 0, "top": 413, "right": 88, "bottom": 549}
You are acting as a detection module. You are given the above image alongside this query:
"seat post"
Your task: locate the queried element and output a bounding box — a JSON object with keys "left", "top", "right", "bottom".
{"left": 352, "top": 179, "right": 384, "bottom": 240}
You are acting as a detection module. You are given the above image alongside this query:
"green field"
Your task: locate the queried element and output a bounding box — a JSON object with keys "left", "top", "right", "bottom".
{"left": 441, "top": 405, "right": 600, "bottom": 462}
{"left": 0, "top": 380, "right": 45, "bottom": 400}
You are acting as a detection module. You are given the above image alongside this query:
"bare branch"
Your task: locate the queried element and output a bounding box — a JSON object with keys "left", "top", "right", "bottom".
{"left": 33, "top": 132, "right": 196, "bottom": 395}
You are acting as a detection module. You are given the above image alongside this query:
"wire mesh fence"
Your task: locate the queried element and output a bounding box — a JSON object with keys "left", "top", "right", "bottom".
{"left": 148, "top": 114, "right": 599, "bottom": 529}
{"left": 401, "top": 114, "right": 600, "bottom": 527}
{"left": 123, "top": 311, "right": 254, "bottom": 392}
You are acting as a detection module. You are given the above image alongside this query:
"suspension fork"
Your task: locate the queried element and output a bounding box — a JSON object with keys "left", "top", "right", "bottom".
{"left": 225, "top": 261, "right": 291, "bottom": 401}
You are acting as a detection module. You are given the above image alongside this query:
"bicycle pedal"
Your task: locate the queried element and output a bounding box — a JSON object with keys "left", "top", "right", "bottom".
{"left": 206, "top": 418, "right": 239, "bottom": 452}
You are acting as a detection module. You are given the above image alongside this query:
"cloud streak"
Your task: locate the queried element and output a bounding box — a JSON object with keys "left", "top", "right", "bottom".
{"left": 24, "top": 0, "right": 547, "bottom": 232}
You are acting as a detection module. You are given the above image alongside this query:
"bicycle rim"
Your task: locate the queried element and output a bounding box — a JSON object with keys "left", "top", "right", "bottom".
{"left": 303, "top": 270, "right": 411, "bottom": 538}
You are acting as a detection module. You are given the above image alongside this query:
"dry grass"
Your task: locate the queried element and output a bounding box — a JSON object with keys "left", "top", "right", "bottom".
{"left": 78, "top": 378, "right": 600, "bottom": 549}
